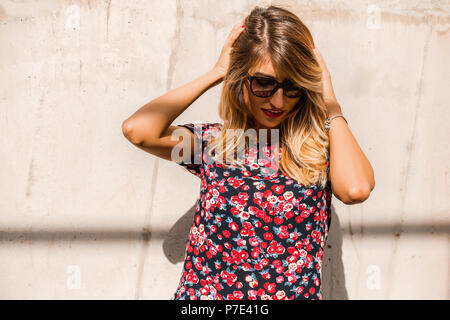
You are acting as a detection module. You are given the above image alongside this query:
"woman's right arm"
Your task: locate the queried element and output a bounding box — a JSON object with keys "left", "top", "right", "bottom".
{"left": 122, "top": 19, "right": 245, "bottom": 162}
{"left": 121, "top": 68, "right": 224, "bottom": 161}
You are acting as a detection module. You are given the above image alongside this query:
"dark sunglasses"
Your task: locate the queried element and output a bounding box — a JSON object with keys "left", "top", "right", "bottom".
{"left": 246, "top": 73, "right": 303, "bottom": 98}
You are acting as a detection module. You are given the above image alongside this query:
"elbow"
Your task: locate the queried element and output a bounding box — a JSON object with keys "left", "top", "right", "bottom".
{"left": 122, "top": 120, "right": 143, "bottom": 145}
{"left": 342, "top": 185, "right": 372, "bottom": 205}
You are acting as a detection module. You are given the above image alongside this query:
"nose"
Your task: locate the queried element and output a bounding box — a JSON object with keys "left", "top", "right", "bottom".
{"left": 269, "top": 87, "right": 285, "bottom": 109}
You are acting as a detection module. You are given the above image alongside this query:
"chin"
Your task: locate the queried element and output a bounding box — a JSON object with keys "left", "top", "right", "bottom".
{"left": 256, "top": 118, "right": 281, "bottom": 129}
{"left": 265, "top": 121, "right": 280, "bottom": 128}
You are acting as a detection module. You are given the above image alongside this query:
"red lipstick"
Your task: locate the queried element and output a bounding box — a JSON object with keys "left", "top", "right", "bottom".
{"left": 262, "top": 108, "right": 284, "bottom": 118}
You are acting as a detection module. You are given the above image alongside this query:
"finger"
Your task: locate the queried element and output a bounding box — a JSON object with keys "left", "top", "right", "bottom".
{"left": 228, "top": 21, "right": 245, "bottom": 43}
{"left": 234, "top": 18, "right": 245, "bottom": 32}
{"left": 313, "top": 48, "right": 322, "bottom": 64}
{"left": 313, "top": 48, "right": 328, "bottom": 72}
{"left": 223, "top": 18, "right": 245, "bottom": 48}
{"left": 234, "top": 21, "right": 245, "bottom": 34}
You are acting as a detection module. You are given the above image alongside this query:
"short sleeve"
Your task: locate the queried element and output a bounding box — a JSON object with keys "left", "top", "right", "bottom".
{"left": 175, "top": 122, "right": 221, "bottom": 178}
{"left": 326, "top": 151, "right": 330, "bottom": 176}
{"left": 325, "top": 150, "right": 331, "bottom": 189}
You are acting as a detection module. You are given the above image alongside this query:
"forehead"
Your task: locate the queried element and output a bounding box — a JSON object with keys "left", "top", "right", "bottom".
{"left": 248, "top": 54, "right": 287, "bottom": 82}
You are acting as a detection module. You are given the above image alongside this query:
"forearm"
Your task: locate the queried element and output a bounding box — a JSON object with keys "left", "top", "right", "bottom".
{"left": 122, "top": 68, "right": 224, "bottom": 145}
{"left": 328, "top": 109, "right": 375, "bottom": 203}
{"left": 312, "top": 48, "right": 374, "bottom": 203}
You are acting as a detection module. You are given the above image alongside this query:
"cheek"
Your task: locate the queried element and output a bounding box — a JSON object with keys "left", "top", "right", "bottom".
{"left": 287, "top": 98, "right": 301, "bottom": 111}
{"left": 243, "top": 84, "right": 274, "bottom": 120}
{"left": 243, "top": 85, "right": 260, "bottom": 114}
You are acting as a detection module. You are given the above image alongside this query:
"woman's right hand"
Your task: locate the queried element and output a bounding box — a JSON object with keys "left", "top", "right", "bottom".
{"left": 212, "top": 18, "right": 246, "bottom": 78}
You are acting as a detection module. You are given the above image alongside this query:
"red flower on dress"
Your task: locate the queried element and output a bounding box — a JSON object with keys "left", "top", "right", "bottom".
{"left": 263, "top": 232, "right": 273, "bottom": 241}
{"left": 264, "top": 282, "right": 276, "bottom": 293}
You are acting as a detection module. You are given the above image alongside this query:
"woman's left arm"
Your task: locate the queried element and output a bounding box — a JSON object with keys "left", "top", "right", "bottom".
{"left": 313, "top": 47, "right": 375, "bottom": 205}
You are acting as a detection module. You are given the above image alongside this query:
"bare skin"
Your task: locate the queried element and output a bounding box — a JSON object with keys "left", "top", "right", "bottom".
{"left": 122, "top": 19, "right": 374, "bottom": 204}
{"left": 243, "top": 55, "right": 301, "bottom": 143}
{"left": 312, "top": 47, "right": 375, "bottom": 203}
{"left": 121, "top": 19, "right": 245, "bottom": 163}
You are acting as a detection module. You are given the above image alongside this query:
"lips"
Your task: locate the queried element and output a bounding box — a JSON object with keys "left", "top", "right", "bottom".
{"left": 262, "top": 108, "right": 284, "bottom": 118}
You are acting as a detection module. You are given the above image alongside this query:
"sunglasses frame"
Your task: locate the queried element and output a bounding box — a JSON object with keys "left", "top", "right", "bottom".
{"left": 245, "top": 73, "right": 304, "bottom": 98}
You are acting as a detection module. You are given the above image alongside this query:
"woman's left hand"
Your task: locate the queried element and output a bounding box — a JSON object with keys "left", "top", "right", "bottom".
{"left": 313, "top": 47, "right": 342, "bottom": 116}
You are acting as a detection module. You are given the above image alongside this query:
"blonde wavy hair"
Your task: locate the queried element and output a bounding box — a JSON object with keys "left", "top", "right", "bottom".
{"left": 206, "top": 5, "right": 330, "bottom": 188}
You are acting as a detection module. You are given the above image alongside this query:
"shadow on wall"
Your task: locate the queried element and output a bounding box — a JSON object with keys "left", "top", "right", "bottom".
{"left": 162, "top": 203, "right": 348, "bottom": 300}
{"left": 162, "top": 203, "right": 197, "bottom": 265}
{"left": 322, "top": 207, "right": 348, "bottom": 299}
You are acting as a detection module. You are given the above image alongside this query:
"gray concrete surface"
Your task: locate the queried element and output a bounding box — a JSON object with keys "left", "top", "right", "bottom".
{"left": 0, "top": 0, "right": 449, "bottom": 299}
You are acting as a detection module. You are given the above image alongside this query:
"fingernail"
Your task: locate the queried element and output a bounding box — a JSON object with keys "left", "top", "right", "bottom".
{"left": 241, "top": 25, "right": 245, "bottom": 28}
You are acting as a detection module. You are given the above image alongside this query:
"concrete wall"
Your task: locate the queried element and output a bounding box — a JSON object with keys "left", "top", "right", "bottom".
{"left": 0, "top": 0, "right": 448, "bottom": 299}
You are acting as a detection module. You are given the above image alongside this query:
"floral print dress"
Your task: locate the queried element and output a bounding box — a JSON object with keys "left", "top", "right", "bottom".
{"left": 172, "top": 122, "right": 332, "bottom": 300}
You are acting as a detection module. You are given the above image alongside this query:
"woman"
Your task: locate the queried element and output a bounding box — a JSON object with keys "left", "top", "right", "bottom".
{"left": 122, "top": 5, "right": 375, "bottom": 300}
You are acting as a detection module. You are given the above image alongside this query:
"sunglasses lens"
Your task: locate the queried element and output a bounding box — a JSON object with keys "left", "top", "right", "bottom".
{"left": 249, "top": 76, "right": 303, "bottom": 98}
{"left": 251, "top": 78, "right": 277, "bottom": 97}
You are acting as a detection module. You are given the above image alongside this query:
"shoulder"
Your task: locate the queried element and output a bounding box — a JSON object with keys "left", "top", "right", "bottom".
{"left": 206, "top": 122, "right": 223, "bottom": 135}
{"left": 192, "top": 122, "right": 223, "bottom": 138}
{"left": 176, "top": 122, "right": 222, "bottom": 143}
{"left": 177, "top": 122, "right": 222, "bottom": 131}
{"left": 198, "top": 122, "right": 222, "bottom": 146}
